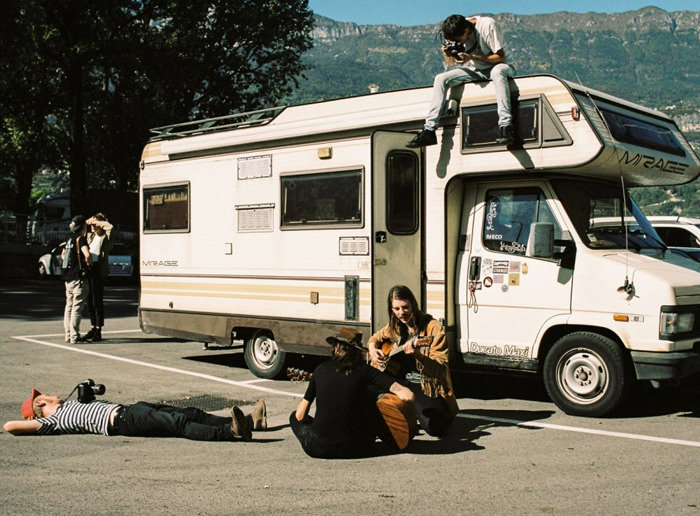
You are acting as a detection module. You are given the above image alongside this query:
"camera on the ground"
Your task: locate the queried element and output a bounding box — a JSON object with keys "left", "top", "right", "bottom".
{"left": 444, "top": 40, "right": 466, "bottom": 58}
{"left": 77, "top": 379, "right": 106, "bottom": 403}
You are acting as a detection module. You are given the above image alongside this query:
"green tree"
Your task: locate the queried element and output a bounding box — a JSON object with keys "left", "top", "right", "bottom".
{"left": 0, "top": 0, "right": 313, "bottom": 218}
{"left": 0, "top": 1, "right": 61, "bottom": 225}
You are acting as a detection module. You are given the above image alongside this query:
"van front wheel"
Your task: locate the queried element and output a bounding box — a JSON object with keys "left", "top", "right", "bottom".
{"left": 244, "top": 330, "right": 287, "bottom": 379}
{"left": 543, "top": 332, "right": 630, "bottom": 417}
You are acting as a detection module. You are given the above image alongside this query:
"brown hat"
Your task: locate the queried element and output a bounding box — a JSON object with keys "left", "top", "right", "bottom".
{"left": 326, "top": 327, "right": 364, "bottom": 350}
{"left": 21, "top": 388, "right": 41, "bottom": 420}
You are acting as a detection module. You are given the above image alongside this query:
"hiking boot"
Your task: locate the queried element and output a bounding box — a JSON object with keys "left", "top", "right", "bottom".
{"left": 406, "top": 129, "right": 437, "bottom": 148}
{"left": 250, "top": 399, "right": 267, "bottom": 431}
{"left": 230, "top": 406, "right": 251, "bottom": 441}
{"left": 496, "top": 125, "right": 515, "bottom": 146}
{"left": 91, "top": 328, "right": 102, "bottom": 342}
{"left": 84, "top": 328, "right": 97, "bottom": 341}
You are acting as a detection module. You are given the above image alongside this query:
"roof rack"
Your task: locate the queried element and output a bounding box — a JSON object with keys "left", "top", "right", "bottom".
{"left": 148, "top": 105, "right": 287, "bottom": 141}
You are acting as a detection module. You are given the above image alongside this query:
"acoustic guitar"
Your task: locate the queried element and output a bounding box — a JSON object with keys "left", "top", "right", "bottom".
{"left": 371, "top": 335, "right": 433, "bottom": 376}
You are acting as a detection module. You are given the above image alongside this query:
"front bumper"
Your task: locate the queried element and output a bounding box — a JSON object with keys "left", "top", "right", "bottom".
{"left": 631, "top": 350, "right": 700, "bottom": 380}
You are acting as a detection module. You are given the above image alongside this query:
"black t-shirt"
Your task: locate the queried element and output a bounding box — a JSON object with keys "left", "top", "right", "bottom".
{"left": 62, "top": 234, "right": 88, "bottom": 281}
{"left": 303, "top": 361, "right": 394, "bottom": 444}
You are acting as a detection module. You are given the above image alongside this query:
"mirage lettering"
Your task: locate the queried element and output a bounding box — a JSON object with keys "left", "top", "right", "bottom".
{"left": 618, "top": 151, "right": 688, "bottom": 175}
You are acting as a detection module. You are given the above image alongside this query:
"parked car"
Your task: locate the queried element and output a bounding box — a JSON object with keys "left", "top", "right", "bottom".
{"left": 646, "top": 216, "right": 700, "bottom": 249}
{"left": 38, "top": 241, "right": 134, "bottom": 278}
{"left": 107, "top": 242, "right": 135, "bottom": 278}
{"left": 588, "top": 215, "right": 700, "bottom": 271}
{"left": 37, "top": 242, "right": 66, "bottom": 277}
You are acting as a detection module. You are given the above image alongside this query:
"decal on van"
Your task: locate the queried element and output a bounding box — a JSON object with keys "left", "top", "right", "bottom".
{"left": 469, "top": 342, "right": 530, "bottom": 358}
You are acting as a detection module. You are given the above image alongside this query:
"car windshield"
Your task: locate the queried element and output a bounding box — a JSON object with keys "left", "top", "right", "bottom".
{"left": 551, "top": 179, "right": 666, "bottom": 252}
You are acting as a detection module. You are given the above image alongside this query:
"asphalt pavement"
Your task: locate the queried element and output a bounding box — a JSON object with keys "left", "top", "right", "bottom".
{"left": 1, "top": 279, "right": 698, "bottom": 516}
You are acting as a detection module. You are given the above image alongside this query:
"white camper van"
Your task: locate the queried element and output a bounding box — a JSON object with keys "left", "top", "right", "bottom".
{"left": 139, "top": 74, "right": 700, "bottom": 416}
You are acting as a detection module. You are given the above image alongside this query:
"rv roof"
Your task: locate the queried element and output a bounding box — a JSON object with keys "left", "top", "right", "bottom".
{"left": 147, "top": 74, "right": 683, "bottom": 160}
{"left": 149, "top": 106, "right": 287, "bottom": 141}
{"left": 564, "top": 79, "right": 670, "bottom": 121}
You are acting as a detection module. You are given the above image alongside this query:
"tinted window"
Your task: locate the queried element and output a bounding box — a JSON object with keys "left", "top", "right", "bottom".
{"left": 386, "top": 151, "right": 419, "bottom": 234}
{"left": 463, "top": 102, "right": 538, "bottom": 148}
{"left": 600, "top": 108, "right": 685, "bottom": 157}
{"left": 483, "top": 187, "right": 560, "bottom": 256}
{"left": 143, "top": 183, "right": 189, "bottom": 232}
{"left": 281, "top": 170, "right": 362, "bottom": 228}
{"left": 655, "top": 226, "right": 700, "bottom": 248}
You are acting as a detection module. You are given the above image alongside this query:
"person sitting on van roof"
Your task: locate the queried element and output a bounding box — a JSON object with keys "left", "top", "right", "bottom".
{"left": 407, "top": 14, "right": 516, "bottom": 148}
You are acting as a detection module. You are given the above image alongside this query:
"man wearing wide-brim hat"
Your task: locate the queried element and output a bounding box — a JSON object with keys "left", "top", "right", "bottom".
{"left": 290, "top": 327, "right": 414, "bottom": 459}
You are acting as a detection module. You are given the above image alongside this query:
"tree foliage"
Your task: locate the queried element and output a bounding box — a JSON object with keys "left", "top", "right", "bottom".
{"left": 0, "top": 0, "right": 313, "bottom": 217}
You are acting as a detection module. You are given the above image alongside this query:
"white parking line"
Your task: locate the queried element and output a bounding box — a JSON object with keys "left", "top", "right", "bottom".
{"left": 13, "top": 331, "right": 700, "bottom": 448}
{"left": 12, "top": 333, "right": 300, "bottom": 398}
{"left": 458, "top": 413, "right": 700, "bottom": 448}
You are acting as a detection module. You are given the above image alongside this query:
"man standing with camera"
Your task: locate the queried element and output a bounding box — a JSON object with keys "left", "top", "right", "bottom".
{"left": 406, "top": 14, "right": 516, "bottom": 148}
{"left": 3, "top": 386, "right": 267, "bottom": 442}
{"left": 61, "top": 215, "right": 92, "bottom": 344}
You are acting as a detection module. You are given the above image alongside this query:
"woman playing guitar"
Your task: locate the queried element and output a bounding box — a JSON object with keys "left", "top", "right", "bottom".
{"left": 368, "top": 285, "right": 459, "bottom": 437}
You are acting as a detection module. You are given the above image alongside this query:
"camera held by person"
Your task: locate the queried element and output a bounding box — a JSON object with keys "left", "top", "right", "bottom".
{"left": 443, "top": 40, "right": 466, "bottom": 58}
{"left": 76, "top": 378, "right": 106, "bottom": 403}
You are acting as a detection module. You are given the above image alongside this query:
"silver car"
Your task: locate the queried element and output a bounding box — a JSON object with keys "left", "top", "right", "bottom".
{"left": 38, "top": 242, "right": 134, "bottom": 278}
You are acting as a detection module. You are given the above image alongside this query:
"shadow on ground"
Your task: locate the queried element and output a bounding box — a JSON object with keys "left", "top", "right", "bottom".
{"left": 1, "top": 278, "right": 138, "bottom": 321}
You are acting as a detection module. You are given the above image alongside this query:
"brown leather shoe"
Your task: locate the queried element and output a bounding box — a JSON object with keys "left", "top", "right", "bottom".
{"left": 250, "top": 399, "right": 267, "bottom": 431}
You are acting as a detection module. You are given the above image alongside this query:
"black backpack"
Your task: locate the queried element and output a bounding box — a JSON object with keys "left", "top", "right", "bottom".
{"left": 61, "top": 236, "right": 76, "bottom": 271}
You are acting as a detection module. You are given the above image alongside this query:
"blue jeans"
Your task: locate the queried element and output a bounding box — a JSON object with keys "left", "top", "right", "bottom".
{"left": 425, "top": 63, "right": 516, "bottom": 131}
{"left": 113, "top": 402, "right": 235, "bottom": 441}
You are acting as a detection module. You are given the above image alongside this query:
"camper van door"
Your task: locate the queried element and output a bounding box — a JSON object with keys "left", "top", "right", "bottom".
{"left": 371, "top": 131, "right": 424, "bottom": 331}
{"left": 461, "top": 181, "right": 572, "bottom": 359}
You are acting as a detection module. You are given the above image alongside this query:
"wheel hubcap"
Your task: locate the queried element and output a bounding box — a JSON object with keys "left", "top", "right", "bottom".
{"left": 253, "top": 336, "right": 277, "bottom": 368}
{"left": 558, "top": 351, "right": 608, "bottom": 403}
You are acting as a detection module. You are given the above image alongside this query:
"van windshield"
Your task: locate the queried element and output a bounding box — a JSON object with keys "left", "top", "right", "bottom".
{"left": 551, "top": 179, "right": 665, "bottom": 251}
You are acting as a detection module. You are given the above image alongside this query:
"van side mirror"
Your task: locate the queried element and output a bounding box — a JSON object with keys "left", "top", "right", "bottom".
{"left": 526, "top": 222, "right": 554, "bottom": 258}
{"left": 554, "top": 230, "right": 576, "bottom": 269}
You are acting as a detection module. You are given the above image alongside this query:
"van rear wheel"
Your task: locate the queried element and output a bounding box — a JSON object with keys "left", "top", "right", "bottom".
{"left": 244, "top": 330, "right": 287, "bottom": 379}
{"left": 543, "top": 332, "right": 630, "bottom": 417}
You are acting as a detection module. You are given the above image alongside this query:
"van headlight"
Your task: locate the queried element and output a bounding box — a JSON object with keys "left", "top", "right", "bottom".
{"left": 659, "top": 311, "right": 695, "bottom": 338}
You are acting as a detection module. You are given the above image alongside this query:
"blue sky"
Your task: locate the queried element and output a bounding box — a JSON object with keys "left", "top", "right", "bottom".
{"left": 308, "top": 1, "right": 696, "bottom": 26}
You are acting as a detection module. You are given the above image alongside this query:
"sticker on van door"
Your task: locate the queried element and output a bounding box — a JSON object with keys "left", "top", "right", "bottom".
{"left": 492, "top": 260, "right": 509, "bottom": 274}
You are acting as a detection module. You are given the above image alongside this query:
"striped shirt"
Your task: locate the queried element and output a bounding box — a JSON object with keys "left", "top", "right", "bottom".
{"left": 36, "top": 400, "right": 120, "bottom": 436}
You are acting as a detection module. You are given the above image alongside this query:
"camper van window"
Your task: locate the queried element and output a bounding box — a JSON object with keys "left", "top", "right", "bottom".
{"left": 483, "top": 187, "right": 560, "bottom": 256}
{"left": 598, "top": 107, "right": 685, "bottom": 157}
{"left": 552, "top": 179, "right": 666, "bottom": 252}
{"left": 386, "top": 151, "right": 419, "bottom": 235}
{"left": 462, "top": 99, "right": 539, "bottom": 149}
{"left": 281, "top": 169, "right": 362, "bottom": 228}
{"left": 143, "top": 183, "right": 190, "bottom": 232}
